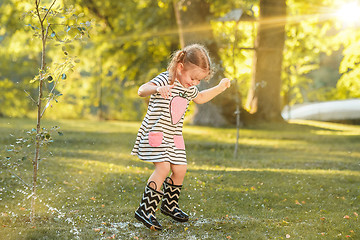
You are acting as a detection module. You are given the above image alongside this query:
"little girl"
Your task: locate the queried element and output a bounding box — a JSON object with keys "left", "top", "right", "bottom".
{"left": 131, "top": 43, "right": 230, "bottom": 230}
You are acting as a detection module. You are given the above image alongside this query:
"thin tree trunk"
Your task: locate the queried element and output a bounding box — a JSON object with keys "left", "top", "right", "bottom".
{"left": 31, "top": 22, "right": 49, "bottom": 224}
{"left": 31, "top": 0, "right": 55, "bottom": 223}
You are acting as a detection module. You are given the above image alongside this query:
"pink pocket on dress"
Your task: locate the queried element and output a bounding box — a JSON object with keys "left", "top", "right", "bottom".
{"left": 173, "top": 135, "right": 185, "bottom": 150}
{"left": 148, "top": 132, "right": 163, "bottom": 147}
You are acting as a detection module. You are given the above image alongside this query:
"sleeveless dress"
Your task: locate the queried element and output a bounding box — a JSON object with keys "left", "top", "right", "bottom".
{"left": 131, "top": 72, "right": 199, "bottom": 165}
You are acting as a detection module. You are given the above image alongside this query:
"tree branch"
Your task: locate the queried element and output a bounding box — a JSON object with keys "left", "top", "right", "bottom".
{"left": 44, "top": 23, "right": 51, "bottom": 44}
{"left": 24, "top": 90, "right": 37, "bottom": 104}
{"left": 5, "top": 168, "right": 31, "bottom": 188}
{"left": 49, "top": 25, "right": 62, "bottom": 42}
{"left": 41, "top": 0, "right": 57, "bottom": 23}
{"left": 40, "top": 80, "right": 58, "bottom": 118}
{"left": 35, "top": 0, "right": 43, "bottom": 25}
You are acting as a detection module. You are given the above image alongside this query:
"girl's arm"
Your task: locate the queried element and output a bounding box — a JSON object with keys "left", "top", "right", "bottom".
{"left": 138, "top": 82, "right": 175, "bottom": 99}
{"left": 193, "top": 78, "right": 231, "bottom": 104}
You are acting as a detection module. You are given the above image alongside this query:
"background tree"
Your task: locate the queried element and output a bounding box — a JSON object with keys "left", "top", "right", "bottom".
{"left": 335, "top": 17, "right": 360, "bottom": 99}
{"left": 174, "top": 0, "right": 228, "bottom": 126}
{"left": 174, "top": 0, "right": 260, "bottom": 126}
{"left": 246, "top": 0, "right": 286, "bottom": 121}
{"left": 281, "top": 0, "right": 344, "bottom": 111}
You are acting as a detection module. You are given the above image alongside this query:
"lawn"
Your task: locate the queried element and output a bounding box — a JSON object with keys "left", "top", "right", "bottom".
{"left": 0, "top": 118, "right": 359, "bottom": 239}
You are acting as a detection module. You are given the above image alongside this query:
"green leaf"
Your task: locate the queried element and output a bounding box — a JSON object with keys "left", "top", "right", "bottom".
{"left": 30, "top": 76, "right": 39, "bottom": 83}
{"left": 26, "top": 24, "right": 37, "bottom": 30}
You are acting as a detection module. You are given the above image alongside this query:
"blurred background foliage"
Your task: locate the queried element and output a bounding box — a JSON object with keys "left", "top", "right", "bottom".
{"left": 0, "top": 0, "right": 359, "bottom": 121}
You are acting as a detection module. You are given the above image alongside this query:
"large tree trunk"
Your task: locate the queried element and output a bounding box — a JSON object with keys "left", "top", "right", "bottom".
{"left": 176, "top": 0, "right": 231, "bottom": 127}
{"left": 246, "top": 0, "right": 286, "bottom": 121}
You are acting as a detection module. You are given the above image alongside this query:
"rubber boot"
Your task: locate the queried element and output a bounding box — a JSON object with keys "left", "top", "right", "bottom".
{"left": 135, "top": 181, "right": 163, "bottom": 230}
{"left": 160, "top": 177, "right": 189, "bottom": 222}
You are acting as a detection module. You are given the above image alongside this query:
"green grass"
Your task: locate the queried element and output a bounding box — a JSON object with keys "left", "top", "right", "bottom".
{"left": 0, "top": 118, "right": 359, "bottom": 239}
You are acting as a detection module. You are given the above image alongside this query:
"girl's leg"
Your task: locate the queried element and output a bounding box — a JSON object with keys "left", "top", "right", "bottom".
{"left": 147, "top": 162, "right": 171, "bottom": 191}
{"left": 135, "top": 162, "right": 170, "bottom": 230}
{"left": 169, "top": 164, "right": 187, "bottom": 185}
{"left": 161, "top": 163, "right": 189, "bottom": 222}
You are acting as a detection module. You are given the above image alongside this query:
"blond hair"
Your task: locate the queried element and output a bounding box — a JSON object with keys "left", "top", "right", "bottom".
{"left": 167, "top": 43, "right": 213, "bottom": 85}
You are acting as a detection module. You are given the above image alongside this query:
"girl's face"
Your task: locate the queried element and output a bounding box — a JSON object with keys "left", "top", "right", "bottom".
{"left": 176, "top": 63, "right": 209, "bottom": 88}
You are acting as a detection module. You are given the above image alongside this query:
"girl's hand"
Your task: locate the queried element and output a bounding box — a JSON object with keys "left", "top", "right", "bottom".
{"left": 157, "top": 84, "right": 175, "bottom": 99}
{"left": 218, "top": 78, "right": 231, "bottom": 91}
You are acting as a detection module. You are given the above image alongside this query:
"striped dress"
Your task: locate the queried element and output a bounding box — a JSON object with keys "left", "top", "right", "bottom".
{"left": 131, "top": 72, "right": 199, "bottom": 165}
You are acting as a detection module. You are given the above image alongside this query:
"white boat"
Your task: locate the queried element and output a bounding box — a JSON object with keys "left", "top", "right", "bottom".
{"left": 281, "top": 99, "right": 360, "bottom": 121}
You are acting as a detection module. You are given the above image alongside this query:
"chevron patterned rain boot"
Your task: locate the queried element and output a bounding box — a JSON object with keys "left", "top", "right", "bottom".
{"left": 135, "top": 181, "right": 163, "bottom": 230}
{"left": 160, "top": 177, "right": 189, "bottom": 222}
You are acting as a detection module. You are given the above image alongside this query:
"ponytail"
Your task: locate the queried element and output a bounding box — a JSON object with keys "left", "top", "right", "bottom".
{"left": 167, "top": 50, "right": 186, "bottom": 85}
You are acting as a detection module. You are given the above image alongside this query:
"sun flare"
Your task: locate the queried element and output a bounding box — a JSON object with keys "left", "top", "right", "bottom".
{"left": 336, "top": 2, "right": 360, "bottom": 24}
